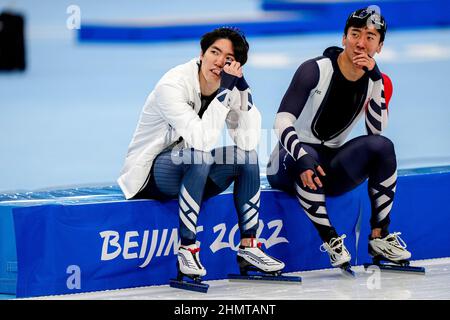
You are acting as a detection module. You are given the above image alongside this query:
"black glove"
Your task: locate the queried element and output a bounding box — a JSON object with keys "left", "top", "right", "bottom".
{"left": 295, "top": 153, "right": 321, "bottom": 176}
{"left": 236, "top": 76, "right": 249, "bottom": 91}
{"left": 364, "top": 63, "right": 382, "bottom": 81}
{"left": 220, "top": 70, "right": 239, "bottom": 90}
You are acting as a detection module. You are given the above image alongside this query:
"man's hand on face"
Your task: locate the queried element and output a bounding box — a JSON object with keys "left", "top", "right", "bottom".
{"left": 353, "top": 51, "right": 375, "bottom": 72}
{"left": 223, "top": 60, "right": 243, "bottom": 78}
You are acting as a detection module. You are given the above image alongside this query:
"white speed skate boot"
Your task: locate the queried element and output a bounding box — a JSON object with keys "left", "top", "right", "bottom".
{"left": 229, "top": 241, "right": 301, "bottom": 283}
{"left": 369, "top": 232, "right": 411, "bottom": 263}
{"left": 320, "top": 234, "right": 351, "bottom": 267}
{"left": 365, "top": 232, "right": 425, "bottom": 274}
{"left": 177, "top": 244, "right": 206, "bottom": 277}
{"left": 228, "top": 241, "right": 302, "bottom": 283}
{"left": 320, "top": 234, "right": 354, "bottom": 277}
{"left": 170, "top": 244, "right": 209, "bottom": 293}
{"left": 237, "top": 241, "right": 285, "bottom": 275}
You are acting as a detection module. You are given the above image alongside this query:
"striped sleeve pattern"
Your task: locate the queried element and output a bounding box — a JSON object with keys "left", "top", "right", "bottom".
{"left": 217, "top": 72, "right": 239, "bottom": 107}
{"left": 365, "top": 67, "right": 390, "bottom": 135}
{"left": 275, "top": 113, "right": 308, "bottom": 160}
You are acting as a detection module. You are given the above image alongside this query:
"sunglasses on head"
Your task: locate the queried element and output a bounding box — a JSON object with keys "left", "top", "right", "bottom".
{"left": 219, "top": 26, "right": 245, "bottom": 37}
{"left": 351, "top": 9, "right": 385, "bottom": 29}
{"left": 217, "top": 26, "right": 249, "bottom": 48}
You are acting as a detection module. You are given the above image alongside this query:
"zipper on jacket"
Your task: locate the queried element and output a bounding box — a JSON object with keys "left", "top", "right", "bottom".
{"left": 312, "top": 73, "right": 369, "bottom": 143}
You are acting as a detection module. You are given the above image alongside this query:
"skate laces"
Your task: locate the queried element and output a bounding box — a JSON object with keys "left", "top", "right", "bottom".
{"left": 385, "top": 232, "right": 407, "bottom": 249}
{"left": 320, "top": 234, "right": 347, "bottom": 253}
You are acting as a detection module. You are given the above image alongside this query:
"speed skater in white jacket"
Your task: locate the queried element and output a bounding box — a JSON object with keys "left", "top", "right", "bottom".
{"left": 118, "top": 27, "right": 285, "bottom": 278}
{"left": 117, "top": 57, "right": 261, "bottom": 199}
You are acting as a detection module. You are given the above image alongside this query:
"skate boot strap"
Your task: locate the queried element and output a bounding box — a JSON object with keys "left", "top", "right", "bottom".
{"left": 188, "top": 247, "right": 200, "bottom": 254}
{"left": 180, "top": 246, "right": 201, "bottom": 254}
{"left": 243, "top": 236, "right": 264, "bottom": 249}
{"left": 248, "top": 242, "right": 263, "bottom": 249}
{"left": 239, "top": 242, "right": 263, "bottom": 250}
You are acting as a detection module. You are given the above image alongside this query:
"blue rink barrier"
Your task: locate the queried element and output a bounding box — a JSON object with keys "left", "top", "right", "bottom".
{"left": 77, "top": 0, "right": 450, "bottom": 43}
{"left": 0, "top": 167, "right": 449, "bottom": 298}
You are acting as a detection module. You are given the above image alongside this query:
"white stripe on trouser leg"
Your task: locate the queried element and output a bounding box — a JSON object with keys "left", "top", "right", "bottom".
{"left": 180, "top": 209, "right": 196, "bottom": 234}
{"left": 242, "top": 208, "right": 257, "bottom": 223}
{"left": 241, "top": 189, "right": 260, "bottom": 213}
{"left": 242, "top": 203, "right": 250, "bottom": 213}
{"left": 375, "top": 194, "right": 391, "bottom": 208}
{"left": 249, "top": 189, "right": 260, "bottom": 205}
{"left": 380, "top": 171, "right": 397, "bottom": 188}
{"left": 377, "top": 202, "right": 393, "bottom": 222}
{"left": 298, "top": 201, "right": 331, "bottom": 226}
{"left": 295, "top": 184, "right": 330, "bottom": 227}
{"left": 296, "top": 185, "right": 325, "bottom": 203}
{"left": 299, "top": 199, "right": 311, "bottom": 209}
{"left": 316, "top": 206, "right": 327, "bottom": 214}
{"left": 187, "top": 212, "right": 198, "bottom": 225}
{"left": 243, "top": 214, "right": 258, "bottom": 231}
{"left": 179, "top": 197, "right": 190, "bottom": 212}
{"left": 181, "top": 185, "right": 200, "bottom": 213}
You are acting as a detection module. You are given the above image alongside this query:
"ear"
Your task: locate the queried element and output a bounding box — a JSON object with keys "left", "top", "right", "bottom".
{"left": 199, "top": 50, "right": 204, "bottom": 62}
{"left": 342, "top": 34, "right": 346, "bottom": 47}
{"left": 376, "top": 41, "right": 383, "bottom": 54}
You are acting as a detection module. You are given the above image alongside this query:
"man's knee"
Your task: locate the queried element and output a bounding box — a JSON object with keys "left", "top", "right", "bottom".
{"left": 213, "top": 146, "right": 259, "bottom": 165}
{"left": 190, "top": 149, "right": 214, "bottom": 165}
{"left": 236, "top": 148, "right": 259, "bottom": 166}
{"left": 172, "top": 148, "right": 214, "bottom": 166}
{"left": 367, "top": 135, "right": 395, "bottom": 157}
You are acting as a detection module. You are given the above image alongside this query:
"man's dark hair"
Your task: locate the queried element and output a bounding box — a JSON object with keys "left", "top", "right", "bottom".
{"left": 344, "top": 7, "right": 387, "bottom": 42}
{"left": 200, "top": 27, "right": 249, "bottom": 65}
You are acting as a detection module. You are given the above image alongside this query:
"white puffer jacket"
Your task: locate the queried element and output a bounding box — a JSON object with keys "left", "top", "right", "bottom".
{"left": 118, "top": 58, "right": 261, "bottom": 199}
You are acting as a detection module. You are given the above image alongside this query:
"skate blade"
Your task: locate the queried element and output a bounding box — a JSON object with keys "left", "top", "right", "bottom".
{"left": 169, "top": 278, "right": 209, "bottom": 293}
{"left": 363, "top": 263, "right": 426, "bottom": 275}
{"left": 228, "top": 273, "right": 302, "bottom": 283}
{"left": 339, "top": 265, "right": 356, "bottom": 279}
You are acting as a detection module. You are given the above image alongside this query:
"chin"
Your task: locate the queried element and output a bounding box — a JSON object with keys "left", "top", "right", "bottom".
{"left": 210, "top": 74, "right": 220, "bottom": 83}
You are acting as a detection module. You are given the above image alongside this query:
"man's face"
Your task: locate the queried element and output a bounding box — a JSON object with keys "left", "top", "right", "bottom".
{"left": 342, "top": 26, "right": 383, "bottom": 61}
{"left": 199, "top": 38, "right": 236, "bottom": 87}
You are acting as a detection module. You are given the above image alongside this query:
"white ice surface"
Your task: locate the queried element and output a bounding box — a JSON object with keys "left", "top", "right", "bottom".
{"left": 29, "top": 257, "right": 450, "bottom": 300}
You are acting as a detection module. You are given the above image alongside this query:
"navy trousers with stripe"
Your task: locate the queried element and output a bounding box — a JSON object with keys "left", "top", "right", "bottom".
{"left": 267, "top": 135, "right": 397, "bottom": 243}
{"left": 135, "top": 146, "right": 261, "bottom": 246}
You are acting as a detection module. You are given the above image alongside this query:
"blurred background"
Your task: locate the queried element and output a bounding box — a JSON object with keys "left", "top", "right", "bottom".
{"left": 1, "top": 0, "right": 449, "bottom": 193}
